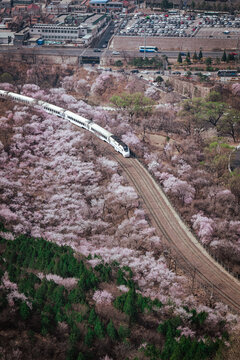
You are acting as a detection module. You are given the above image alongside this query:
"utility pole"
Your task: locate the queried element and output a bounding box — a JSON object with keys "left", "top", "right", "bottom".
{"left": 237, "top": 37, "right": 240, "bottom": 64}
{"left": 144, "top": 22, "right": 146, "bottom": 60}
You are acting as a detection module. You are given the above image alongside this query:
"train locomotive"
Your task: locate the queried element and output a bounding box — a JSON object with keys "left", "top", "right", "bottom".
{"left": 0, "top": 89, "right": 130, "bottom": 157}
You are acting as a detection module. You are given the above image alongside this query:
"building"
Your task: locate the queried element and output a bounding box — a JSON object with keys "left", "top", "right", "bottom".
{"left": 0, "top": 29, "right": 14, "bottom": 44}
{"left": 0, "top": 0, "right": 11, "bottom": 9}
{"left": 107, "top": 2, "right": 123, "bottom": 12}
{"left": 89, "top": 0, "right": 132, "bottom": 13}
{"left": 13, "top": 0, "right": 33, "bottom": 5}
{"left": 69, "top": 0, "right": 88, "bottom": 12}
{"left": 30, "top": 13, "right": 110, "bottom": 44}
{"left": 14, "top": 26, "right": 30, "bottom": 44}
{"left": 83, "top": 13, "right": 108, "bottom": 35}
{"left": 45, "top": 0, "right": 72, "bottom": 14}
{"left": 30, "top": 23, "right": 87, "bottom": 41}
{"left": 89, "top": 0, "right": 109, "bottom": 13}
{"left": 27, "top": 3, "right": 41, "bottom": 15}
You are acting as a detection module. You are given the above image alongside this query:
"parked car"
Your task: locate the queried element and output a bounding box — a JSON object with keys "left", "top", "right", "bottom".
{"left": 112, "top": 51, "right": 120, "bottom": 55}
{"left": 94, "top": 48, "right": 102, "bottom": 52}
{"left": 130, "top": 69, "right": 139, "bottom": 73}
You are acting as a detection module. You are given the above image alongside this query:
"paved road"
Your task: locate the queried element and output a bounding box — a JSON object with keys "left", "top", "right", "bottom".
{"left": 94, "top": 22, "right": 114, "bottom": 49}
{"left": 0, "top": 45, "right": 226, "bottom": 59}
{"left": 110, "top": 152, "right": 240, "bottom": 313}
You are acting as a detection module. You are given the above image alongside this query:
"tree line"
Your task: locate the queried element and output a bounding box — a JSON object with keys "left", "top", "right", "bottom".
{"left": 0, "top": 226, "right": 229, "bottom": 360}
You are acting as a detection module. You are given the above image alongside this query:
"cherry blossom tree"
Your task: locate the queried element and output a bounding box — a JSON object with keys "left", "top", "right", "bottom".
{"left": 145, "top": 86, "right": 161, "bottom": 101}
{"left": 91, "top": 73, "right": 113, "bottom": 96}
{"left": 191, "top": 212, "right": 214, "bottom": 245}
{"left": 93, "top": 290, "right": 113, "bottom": 305}
{"left": 160, "top": 172, "right": 196, "bottom": 205}
{"left": 232, "top": 83, "right": 240, "bottom": 96}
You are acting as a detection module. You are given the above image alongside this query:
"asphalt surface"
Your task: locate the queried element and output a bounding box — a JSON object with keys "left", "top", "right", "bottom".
{"left": 0, "top": 45, "right": 226, "bottom": 59}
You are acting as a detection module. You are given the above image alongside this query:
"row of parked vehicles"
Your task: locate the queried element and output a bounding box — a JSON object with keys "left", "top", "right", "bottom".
{"left": 115, "top": 12, "right": 240, "bottom": 38}
{"left": 117, "top": 14, "right": 193, "bottom": 38}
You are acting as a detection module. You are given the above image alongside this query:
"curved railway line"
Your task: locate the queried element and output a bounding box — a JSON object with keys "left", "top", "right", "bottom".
{"left": 111, "top": 152, "right": 240, "bottom": 313}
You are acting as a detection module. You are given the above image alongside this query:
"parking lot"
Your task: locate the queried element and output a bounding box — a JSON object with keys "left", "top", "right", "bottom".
{"left": 116, "top": 14, "right": 195, "bottom": 38}
{"left": 196, "top": 27, "right": 240, "bottom": 39}
{"left": 115, "top": 12, "right": 240, "bottom": 39}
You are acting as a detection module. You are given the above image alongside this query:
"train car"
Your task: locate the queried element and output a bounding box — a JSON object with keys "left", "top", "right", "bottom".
{"left": 8, "top": 92, "right": 37, "bottom": 105}
{"left": 2, "top": 90, "right": 131, "bottom": 158}
{"left": 39, "top": 101, "right": 65, "bottom": 118}
{"left": 109, "top": 135, "right": 130, "bottom": 157}
{"left": 89, "top": 123, "right": 113, "bottom": 142}
{"left": 0, "top": 89, "right": 8, "bottom": 98}
{"left": 65, "top": 110, "right": 91, "bottom": 130}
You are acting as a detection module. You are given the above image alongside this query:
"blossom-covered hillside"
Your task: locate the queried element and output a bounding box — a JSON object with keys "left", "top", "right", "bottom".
{"left": 0, "top": 62, "right": 240, "bottom": 358}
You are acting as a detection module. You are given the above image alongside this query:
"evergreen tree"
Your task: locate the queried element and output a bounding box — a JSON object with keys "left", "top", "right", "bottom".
{"left": 227, "top": 53, "right": 234, "bottom": 62}
{"left": 193, "top": 51, "right": 198, "bottom": 61}
{"left": 222, "top": 50, "right": 227, "bottom": 62}
{"left": 116, "top": 269, "right": 127, "bottom": 285}
{"left": 205, "top": 57, "right": 212, "bottom": 66}
{"left": 68, "top": 287, "right": 85, "bottom": 304}
{"left": 46, "top": 280, "right": 56, "bottom": 299}
{"left": 198, "top": 50, "right": 203, "bottom": 60}
{"left": 123, "top": 289, "right": 137, "bottom": 321}
{"left": 19, "top": 302, "right": 30, "bottom": 320}
{"left": 156, "top": 76, "right": 164, "bottom": 84}
{"left": 88, "top": 308, "right": 97, "bottom": 325}
{"left": 34, "top": 280, "right": 48, "bottom": 307}
{"left": 118, "top": 325, "right": 130, "bottom": 341}
{"left": 77, "top": 353, "right": 85, "bottom": 360}
{"left": 68, "top": 257, "right": 79, "bottom": 276}
{"left": 107, "top": 320, "right": 117, "bottom": 341}
{"left": 177, "top": 52, "right": 182, "bottom": 63}
{"left": 77, "top": 260, "right": 85, "bottom": 277}
{"left": 94, "top": 317, "right": 105, "bottom": 339}
{"left": 69, "top": 324, "right": 80, "bottom": 345}
{"left": 143, "top": 344, "right": 161, "bottom": 359}
{"left": 66, "top": 346, "right": 78, "bottom": 360}
{"left": 41, "top": 313, "right": 50, "bottom": 332}
{"left": 52, "top": 285, "right": 65, "bottom": 307}
{"left": 186, "top": 55, "right": 191, "bottom": 64}
{"left": 84, "top": 327, "right": 94, "bottom": 347}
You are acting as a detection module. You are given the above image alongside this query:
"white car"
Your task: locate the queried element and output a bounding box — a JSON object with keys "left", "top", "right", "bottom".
{"left": 112, "top": 51, "right": 120, "bottom": 55}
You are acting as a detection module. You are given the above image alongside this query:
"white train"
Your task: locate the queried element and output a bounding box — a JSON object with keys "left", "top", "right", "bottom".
{"left": 0, "top": 89, "right": 130, "bottom": 157}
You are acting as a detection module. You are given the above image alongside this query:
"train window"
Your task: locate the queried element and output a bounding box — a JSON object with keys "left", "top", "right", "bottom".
{"left": 93, "top": 129, "right": 106, "bottom": 139}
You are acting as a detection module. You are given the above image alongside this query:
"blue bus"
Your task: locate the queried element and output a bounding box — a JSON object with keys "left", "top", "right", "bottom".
{"left": 217, "top": 70, "right": 238, "bottom": 77}
{"left": 139, "top": 46, "right": 158, "bottom": 53}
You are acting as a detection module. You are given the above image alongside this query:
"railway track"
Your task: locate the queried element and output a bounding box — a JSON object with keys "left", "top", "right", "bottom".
{"left": 111, "top": 152, "right": 240, "bottom": 313}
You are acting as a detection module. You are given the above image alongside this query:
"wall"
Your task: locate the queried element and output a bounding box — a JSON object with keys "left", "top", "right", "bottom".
{"left": 111, "top": 36, "right": 238, "bottom": 52}
{"left": 0, "top": 52, "right": 79, "bottom": 65}
{"left": 164, "top": 76, "right": 213, "bottom": 98}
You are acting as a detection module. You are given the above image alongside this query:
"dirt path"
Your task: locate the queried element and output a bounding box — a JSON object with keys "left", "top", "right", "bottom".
{"left": 112, "top": 153, "right": 240, "bottom": 313}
